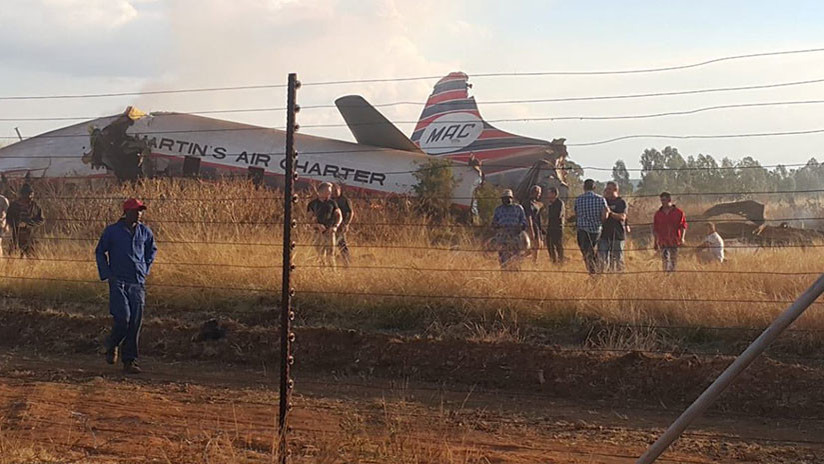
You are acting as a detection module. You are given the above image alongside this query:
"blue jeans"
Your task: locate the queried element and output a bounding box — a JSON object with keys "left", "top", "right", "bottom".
{"left": 661, "top": 246, "right": 679, "bottom": 272}
{"left": 598, "top": 239, "right": 625, "bottom": 272}
{"left": 106, "top": 279, "right": 145, "bottom": 363}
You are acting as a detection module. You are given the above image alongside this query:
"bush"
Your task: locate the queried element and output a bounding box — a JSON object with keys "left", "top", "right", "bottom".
{"left": 412, "top": 158, "right": 455, "bottom": 220}
{"left": 474, "top": 182, "right": 500, "bottom": 226}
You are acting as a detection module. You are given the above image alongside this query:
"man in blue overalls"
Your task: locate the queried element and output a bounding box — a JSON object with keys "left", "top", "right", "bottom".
{"left": 95, "top": 198, "right": 157, "bottom": 374}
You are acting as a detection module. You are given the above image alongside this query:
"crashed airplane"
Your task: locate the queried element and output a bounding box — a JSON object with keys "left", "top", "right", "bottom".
{"left": 0, "top": 72, "right": 569, "bottom": 206}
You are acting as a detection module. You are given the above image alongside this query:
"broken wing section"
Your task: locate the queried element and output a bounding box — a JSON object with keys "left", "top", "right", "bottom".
{"left": 84, "top": 106, "right": 150, "bottom": 182}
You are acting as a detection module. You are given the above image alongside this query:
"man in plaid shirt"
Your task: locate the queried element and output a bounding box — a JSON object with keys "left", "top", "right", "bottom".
{"left": 574, "top": 179, "right": 609, "bottom": 274}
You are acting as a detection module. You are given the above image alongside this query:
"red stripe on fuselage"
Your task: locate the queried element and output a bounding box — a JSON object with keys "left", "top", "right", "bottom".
{"left": 441, "top": 145, "right": 546, "bottom": 165}
{"left": 478, "top": 129, "right": 518, "bottom": 140}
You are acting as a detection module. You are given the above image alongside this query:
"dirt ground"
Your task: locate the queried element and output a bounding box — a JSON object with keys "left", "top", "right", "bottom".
{"left": 0, "top": 349, "right": 822, "bottom": 464}
{"left": 1, "top": 296, "right": 823, "bottom": 463}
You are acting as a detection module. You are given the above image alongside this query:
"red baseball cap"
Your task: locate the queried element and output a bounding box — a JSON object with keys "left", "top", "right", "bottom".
{"left": 123, "top": 198, "right": 147, "bottom": 211}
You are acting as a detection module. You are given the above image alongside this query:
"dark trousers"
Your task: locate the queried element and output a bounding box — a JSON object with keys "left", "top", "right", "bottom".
{"left": 337, "top": 231, "right": 351, "bottom": 266}
{"left": 598, "top": 238, "right": 625, "bottom": 272}
{"left": 577, "top": 230, "right": 601, "bottom": 274}
{"left": 11, "top": 228, "right": 36, "bottom": 257}
{"left": 661, "top": 246, "right": 679, "bottom": 272}
{"left": 106, "top": 280, "right": 145, "bottom": 363}
{"left": 546, "top": 228, "right": 564, "bottom": 263}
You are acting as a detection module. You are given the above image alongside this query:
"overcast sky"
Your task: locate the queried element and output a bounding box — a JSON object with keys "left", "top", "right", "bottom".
{"left": 1, "top": 0, "right": 823, "bottom": 179}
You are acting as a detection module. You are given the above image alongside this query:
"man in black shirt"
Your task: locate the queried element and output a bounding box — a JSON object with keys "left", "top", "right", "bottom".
{"left": 332, "top": 184, "right": 353, "bottom": 267}
{"left": 307, "top": 182, "right": 342, "bottom": 268}
{"left": 7, "top": 183, "right": 45, "bottom": 257}
{"left": 598, "top": 181, "right": 628, "bottom": 272}
{"left": 544, "top": 187, "right": 565, "bottom": 264}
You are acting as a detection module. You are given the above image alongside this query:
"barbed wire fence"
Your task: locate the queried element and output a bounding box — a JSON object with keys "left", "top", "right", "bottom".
{"left": 2, "top": 50, "right": 824, "bottom": 461}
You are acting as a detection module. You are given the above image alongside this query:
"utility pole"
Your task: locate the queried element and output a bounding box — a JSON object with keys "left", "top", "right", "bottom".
{"left": 278, "top": 72, "right": 299, "bottom": 464}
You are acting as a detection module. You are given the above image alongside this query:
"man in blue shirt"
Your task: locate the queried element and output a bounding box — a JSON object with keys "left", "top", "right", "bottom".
{"left": 95, "top": 198, "right": 157, "bottom": 374}
{"left": 491, "top": 189, "right": 527, "bottom": 269}
{"left": 574, "top": 179, "right": 608, "bottom": 275}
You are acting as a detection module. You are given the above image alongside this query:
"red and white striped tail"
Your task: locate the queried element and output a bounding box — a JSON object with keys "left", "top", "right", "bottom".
{"left": 410, "top": 72, "right": 550, "bottom": 177}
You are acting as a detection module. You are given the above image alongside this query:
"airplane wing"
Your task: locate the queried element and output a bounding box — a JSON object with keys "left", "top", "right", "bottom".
{"left": 335, "top": 95, "right": 422, "bottom": 153}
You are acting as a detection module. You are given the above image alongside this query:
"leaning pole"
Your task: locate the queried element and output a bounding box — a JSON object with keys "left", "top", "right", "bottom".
{"left": 637, "top": 273, "right": 824, "bottom": 463}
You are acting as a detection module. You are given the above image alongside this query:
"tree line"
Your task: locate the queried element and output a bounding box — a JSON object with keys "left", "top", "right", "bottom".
{"left": 578, "top": 146, "right": 824, "bottom": 195}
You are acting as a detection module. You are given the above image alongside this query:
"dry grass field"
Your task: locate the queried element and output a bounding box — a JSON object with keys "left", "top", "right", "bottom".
{"left": 0, "top": 178, "right": 823, "bottom": 463}
{"left": 4, "top": 178, "right": 823, "bottom": 342}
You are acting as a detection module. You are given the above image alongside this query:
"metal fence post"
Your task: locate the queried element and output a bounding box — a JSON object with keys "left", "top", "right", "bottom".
{"left": 278, "top": 72, "right": 299, "bottom": 464}
{"left": 637, "top": 273, "right": 824, "bottom": 463}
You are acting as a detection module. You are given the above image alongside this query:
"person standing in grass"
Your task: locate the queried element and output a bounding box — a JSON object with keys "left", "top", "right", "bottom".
{"left": 491, "top": 189, "right": 527, "bottom": 270}
{"left": 95, "top": 198, "right": 157, "bottom": 374}
{"left": 544, "top": 187, "right": 565, "bottom": 264}
{"left": 332, "top": 183, "right": 353, "bottom": 267}
{"left": 574, "top": 179, "right": 609, "bottom": 275}
{"left": 653, "top": 192, "right": 687, "bottom": 272}
{"left": 7, "top": 183, "right": 45, "bottom": 257}
{"left": 697, "top": 222, "right": 724, "bottom": 264}
{"left": 525, "top": 185, "right": 544, "bottom": 263}
{"left": 307, "top": 182, "right": 342, "bottom": 269}
{"left": 598, "top": 181, "right": 628, "bottom": 272}
{"left": 0, "top": 191, "right": 9, "bottom": 257}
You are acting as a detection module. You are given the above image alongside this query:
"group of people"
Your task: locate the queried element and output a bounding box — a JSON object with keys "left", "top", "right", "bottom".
{"left": 42, "top": 178, "right": 729, "bottom": 375}
{"left": 0, "top": 183, "right": 45, "bottom": 257}
{"left": 491, "top": 179, "right": 725, "bottom": 272}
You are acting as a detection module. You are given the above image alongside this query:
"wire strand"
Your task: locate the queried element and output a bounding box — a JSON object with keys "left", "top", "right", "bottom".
{"left": 7, "top": 98, "right": 824, "bottom": 124}
{"left": 3, "top": 47, "right": 823, "bottom": 101}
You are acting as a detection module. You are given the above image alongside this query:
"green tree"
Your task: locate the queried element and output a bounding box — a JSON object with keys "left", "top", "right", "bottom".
{"left": 563, "top": 159, "right": 586, "bottom": 198}
{"left": 611, "top": 159, "right": 634, "bottom": 195}
{"left": 473, "top": 181, "right": 500, "bottom": 225}
{"left": 412, "top": 158, "right": 455, "bottom": 219}
{"left": 794, "top": 158, "right": 824, "bottom": 190}
{"left": 736, "top": 156, "right": 770, "bottom": 192}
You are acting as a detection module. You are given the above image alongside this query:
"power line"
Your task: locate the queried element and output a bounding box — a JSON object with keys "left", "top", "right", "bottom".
{"left": 8, "top": 98, "right": 824, "bottom": 125}
{"left": 568, "top": 128, "right": 824, "bottom": 147}
{"left": 0, "top": 84, "right": 288, "bottom": 101}
{"left": 328, "top": 76, "right": 824, "bottom": 110}
{"left": 2, "top": 47, "right": 822, "bottom": 101}
{"left": 4, "top": 76, "right": 824, "bottom": 137}
{"left": 302, "top": 47, "right": 824, "bottom": 82}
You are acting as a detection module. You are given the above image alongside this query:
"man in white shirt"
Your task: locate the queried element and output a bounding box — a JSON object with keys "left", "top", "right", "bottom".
{"left": 0, "top": 193, "right": 8, "bottom": 257}
{"left": 697, "top": 222, "right": 724, "bottom": 263}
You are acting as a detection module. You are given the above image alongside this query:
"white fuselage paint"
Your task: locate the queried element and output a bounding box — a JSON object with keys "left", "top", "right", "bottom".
{"left": 0, "top": 112, "right": 481, "bottom": 207}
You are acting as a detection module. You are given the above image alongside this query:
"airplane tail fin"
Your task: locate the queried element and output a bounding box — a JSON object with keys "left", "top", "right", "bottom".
{"left": 410, "top": 72, "right": 547, "bottom": 166}
{"left": 410, "top": 72, "right": 481, "bottom": 154}
{"left": 335, "top": 95, "right": 422, "bottom": 153}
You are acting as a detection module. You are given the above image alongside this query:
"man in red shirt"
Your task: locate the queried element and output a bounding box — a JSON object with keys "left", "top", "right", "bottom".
{"left": 653, "top": 192, "right": 687, "bottom": 272}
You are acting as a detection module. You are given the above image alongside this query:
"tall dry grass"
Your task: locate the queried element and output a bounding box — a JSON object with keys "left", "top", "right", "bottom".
{"left": 1, "top": 178, "right": 824, "bottom": 339}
